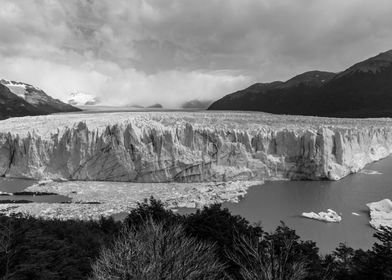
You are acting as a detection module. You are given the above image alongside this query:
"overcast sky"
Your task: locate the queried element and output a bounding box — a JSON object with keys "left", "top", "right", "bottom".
{"left": 1, "top": 0, "right": 392, "bottom": 107}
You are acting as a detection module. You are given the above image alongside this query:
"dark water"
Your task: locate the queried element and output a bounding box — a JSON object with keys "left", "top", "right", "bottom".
{"left": 219, "top": 157, "right": 392, "bottom": 254}
{"left": 2, "top": 157, "right": 392, "bottom": 253}
{"left": 0, "top": 178, "right": 71, "bottom": 203}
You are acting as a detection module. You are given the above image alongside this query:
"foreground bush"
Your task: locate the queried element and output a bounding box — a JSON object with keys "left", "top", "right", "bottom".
{"left": 226, "top": 223, "right": 332, "bottom": 280}
{"left": 330, "top": 226, "right": 392, "bottom": 280}
{"left": 0, "top": 214, "right": 121, "bottom": 280}
{"left": 91, "top": 220, "right": 227, "bottom": 280}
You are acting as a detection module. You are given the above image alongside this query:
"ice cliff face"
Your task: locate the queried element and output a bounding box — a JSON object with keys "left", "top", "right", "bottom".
{"left": 0, "top": 112, "right": 392, "bottom": 182}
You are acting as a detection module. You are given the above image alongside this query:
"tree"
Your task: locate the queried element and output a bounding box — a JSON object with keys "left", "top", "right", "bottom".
{"left": 0, "top": 218, "right": 13, "bottom": 280}
{"left": 184, "top": 204, "right": 263, "bottom": 278}
{"left": 371, "top": 226, "right": 392, "bottom": 279}
{"left": 91, "top": 220, "right": 227, "bottom": 280}
{"left": 226, "top": 223, "right": 316, "bottom": 280}
{"left": 124, "top": 197, "right": 182, "bottom": 229}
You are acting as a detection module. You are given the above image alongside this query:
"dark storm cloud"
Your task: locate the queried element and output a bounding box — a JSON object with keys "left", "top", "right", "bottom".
{"left": 0, "top": 0, "right": 392, "bottom": 106}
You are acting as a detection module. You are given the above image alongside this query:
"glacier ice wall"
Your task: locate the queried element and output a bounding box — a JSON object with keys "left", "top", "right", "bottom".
{"left": 1, "top": 112, "right": 392, "bottom": 182}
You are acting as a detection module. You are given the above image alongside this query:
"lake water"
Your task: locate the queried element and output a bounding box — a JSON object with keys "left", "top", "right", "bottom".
{"left": 220, "top": 157, "right": 392, "bottom": 254}
{"left": 0, "top": 178, "right": 71, "bottom": 203}
{"left": 1, "top": 157, "right": 391, "bottom": 253}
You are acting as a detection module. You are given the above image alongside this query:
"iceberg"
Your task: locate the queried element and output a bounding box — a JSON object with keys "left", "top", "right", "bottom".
{"left": 302, "top": 209, "right": 342, "bottom": 223}
{"left": 366, "top": 199, "right": 392, "bottom": 230}
{"left": 359, "top": 169, "right": 382, "bottom": 175}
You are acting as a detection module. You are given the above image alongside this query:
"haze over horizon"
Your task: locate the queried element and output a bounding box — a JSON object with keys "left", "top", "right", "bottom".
{"left": 1, "top": 0, "right": 392, "bottom": 107}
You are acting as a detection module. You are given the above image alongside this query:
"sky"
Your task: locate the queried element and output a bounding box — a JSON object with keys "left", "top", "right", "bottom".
{"left": 0, "top": 0, "right": 392, "bottom": 107}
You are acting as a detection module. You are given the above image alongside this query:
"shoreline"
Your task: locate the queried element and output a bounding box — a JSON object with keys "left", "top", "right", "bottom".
{"left": 0, "top": 180, "right": 262, "bottom": 220}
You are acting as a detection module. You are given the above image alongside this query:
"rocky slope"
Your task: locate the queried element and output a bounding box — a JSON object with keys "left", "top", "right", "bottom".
{"left": 1, "top": 79, "right": 80, "bottom": 114}
{"left": 0, "top": 84, "right": 43, "bottom": 120}
{"left": 209, "top": 50, "right": 392, "bottom": 118}
{"left": 1, "top": 111, "right": 392, "bottom": 182}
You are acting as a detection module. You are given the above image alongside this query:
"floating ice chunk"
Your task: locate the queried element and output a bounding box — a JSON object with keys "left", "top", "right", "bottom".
{"left": 359, "top": 169, "right": 382, "bottom": 175}
{"left": 302, "top": 209, "right": 342, "bottom": 223}
{"left": 366, "top": 199, "right": 392, "bottom": 230}
{"left": 38, "top": 180, "right": 54, "bottom": 186}
{"left": 0, "top": 191, "right": 11, "bottom": 196}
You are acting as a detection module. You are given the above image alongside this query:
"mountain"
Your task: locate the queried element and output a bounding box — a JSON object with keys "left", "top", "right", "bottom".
{"left": 147, "top": 103, "right": 163, "bottom": 108}
{"left": 67, "top": 92, "right": 100, "bottom": 106}
{"left": 181, "top": 99, "right": 213, "bottom": 109}
{"left": 0, "top": 83, "right": 43, "bottom": 120}
{"left": 208, "top": 50, "right": 392, "bottom": 118}
{"left": 0, "top": 79, "right": 80, "bottom": 114}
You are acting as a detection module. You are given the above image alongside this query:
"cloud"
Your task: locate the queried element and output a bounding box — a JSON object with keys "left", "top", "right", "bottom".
{"left": 0, "top": 55, "right": 250, "bottom": 107}
{"left": 0, "top": 0, "right": 392, "bottom": 106}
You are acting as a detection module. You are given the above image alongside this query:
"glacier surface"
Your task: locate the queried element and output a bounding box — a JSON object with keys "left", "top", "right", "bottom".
{"left": 1, "top": 111, "right": 392, "bottom": 183}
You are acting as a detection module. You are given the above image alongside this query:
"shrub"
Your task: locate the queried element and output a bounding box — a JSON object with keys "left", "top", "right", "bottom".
{"left": 0, "top": 217, "right": 13, "bottom": 279}
{"left": 227, "top": 223, "right": 310, "bottom": 280}
{"left": 91, "top": 219, "right": 227, "bottom": 280}
{"left": 124, "top": 197, "right": 182, "bottom": 229}
{"left": 0, "top": 214, "right": 121, "bottom": 280}
{"left": 184, "top": 204, "right": 263, "bottom": 278}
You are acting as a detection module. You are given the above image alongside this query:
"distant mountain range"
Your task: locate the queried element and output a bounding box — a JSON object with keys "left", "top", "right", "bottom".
{"left": 0, "top": 79, "right": 80, "bottom": 120}
{"left": 146, "top": 103, "right": 163, "bottom": 108}
{"left": 209, "top": 50, "right": 392, "bottom": 118}
{"left": 181, "top": 99, "right": 213, "bottom": 109}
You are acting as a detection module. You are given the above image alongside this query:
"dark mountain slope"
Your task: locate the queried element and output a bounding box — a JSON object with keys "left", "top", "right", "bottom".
{"left": 209, "top": 71, "right": 335, "bottom": 114}
{"left": 0, "top": 84, "right": 43, "bottom": 120}
{"left": 0, "top": 79, "right": 80, "bottom": 114}
{"left": 208, "top": 50, "right": 392, "bottom": 118}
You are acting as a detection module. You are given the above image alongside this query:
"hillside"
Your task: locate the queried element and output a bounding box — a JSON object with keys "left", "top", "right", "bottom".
{"left": 0, "top": 84, "right": 43, "bottom": 120}
{"left": 0, "top": 79, "right": 80, "bottom": 120}
{"left": 1, "top": 79, "right": 80, "bottom": 114}
{"left": 209, "top": 50, "right": 392, "bottom": 118}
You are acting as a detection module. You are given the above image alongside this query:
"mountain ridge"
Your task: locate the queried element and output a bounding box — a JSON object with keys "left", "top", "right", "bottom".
{"left": 0, "top": 79, "right": 80, "bottom": 120}
{"left": 208, "top": 49, "right": 392, "bottom": 118}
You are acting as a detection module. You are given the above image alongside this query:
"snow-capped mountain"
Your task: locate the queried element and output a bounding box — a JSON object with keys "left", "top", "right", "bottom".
{"left": 0, "top": 79, "right": 80, "bottom": 119}
{"left": 67, "top": 92, "right": 100, "bottom": 106}
{"left": 0, "top": 83, "right": 42, "bottom": 120}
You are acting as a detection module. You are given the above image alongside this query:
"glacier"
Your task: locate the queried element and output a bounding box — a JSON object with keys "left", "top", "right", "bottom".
{"left": 1, "top": 111, "right": 392, "bottom": 183}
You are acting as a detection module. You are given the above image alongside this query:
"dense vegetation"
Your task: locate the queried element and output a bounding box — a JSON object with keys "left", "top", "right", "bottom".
{"left": 1, "top": 198, "right": 391, "bottom": 279}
